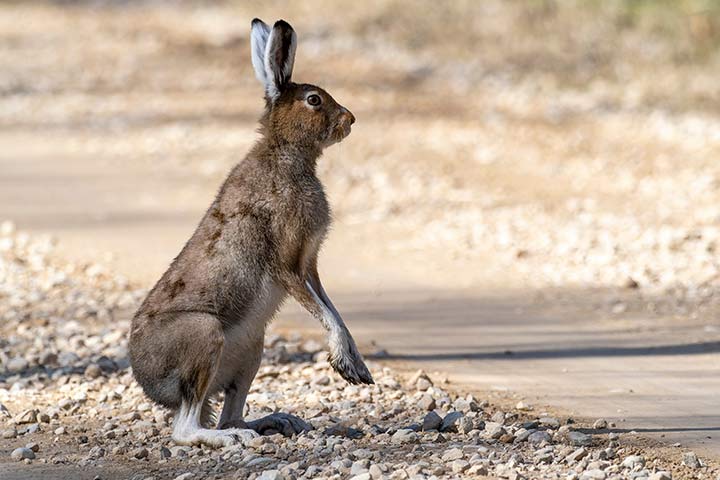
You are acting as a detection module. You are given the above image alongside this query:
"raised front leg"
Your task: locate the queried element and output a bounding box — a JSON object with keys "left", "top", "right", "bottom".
{"left": 282, "top": 267, "right": 373, "bottom": 385}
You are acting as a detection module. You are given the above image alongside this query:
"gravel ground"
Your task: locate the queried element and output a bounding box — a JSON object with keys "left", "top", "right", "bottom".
{"left": 2, "top": 224, "right": 718, "bottom": 480}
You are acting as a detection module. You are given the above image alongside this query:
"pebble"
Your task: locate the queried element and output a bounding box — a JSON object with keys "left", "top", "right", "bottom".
{"left": 593, "top": 419, "right": 608, "bottom": 430}
{"left": 649, "top": 472, "right": 672, "bottom": 480}
{"left": 417, "top": 394, "right": 436, "bottom": 411}
{"left": 15, "top": 409, "right": 38, "bottom": 424}
{"left": 349, "top": 474, "right": 371, "bottom": 480}
{"left": 568, "top": 431, "right": 593, "bottom": 446}
{"left": 682, "top": 451, "right": 701, "bottom": 468}
{"left": 567, "top": 447, "right": 588, "bottom": 462}
{"left": 422, "top": 411, "right": 442, "bottom": 431}
{"left": 581, "top": 469, "right": 606, "bottom": 480}
{"left": 440, "top": 411, "right": 463, "bottom": 432}
{"left": 11, "top": 447, "right": 36, "bottom": 461}
{"left": 132, "top": 447, "right": 149, "bottom": 460}
{"left": 257, "top": 470, "right": 284, "bottom": 480}
{"left": 539, "top": 417, "right": 560, "bottom": 429}
{"left": 451, "top": 459, "right": 470, "bottom": 473}
{"left": 528, "top": 431, "right": 552, "bottom": 445}
{"left": 390, "top": 429, "right": 418, "bottom": 444}
{"left": 441, "top": 448, "right": 463, "bottom": 462}
{"left": 84, "top": 364, "right": 102, "bottom": 379}
{"left": 621, "top": 455, "right": 645, "bottom": 469}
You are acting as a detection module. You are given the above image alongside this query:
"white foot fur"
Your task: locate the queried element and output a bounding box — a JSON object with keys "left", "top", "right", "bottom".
{"left": 172, "top": 427, "right": 258, "bottom": 448}
{"left": 173, "top": 401, "right": 258, "bottom": 448}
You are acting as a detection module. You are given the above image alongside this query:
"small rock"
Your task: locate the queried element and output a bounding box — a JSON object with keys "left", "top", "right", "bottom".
{"left": 516, "top": 401, "right": 533, "bottom": 411}
{"left": 453, "top": 397, "right": 477, "bottom": 413}
{"left": 57, "top": 351, "right": 79, "bottom": 367}
{"left": 407, "top": 370, "right": 433, "bottom": 390}
{"left": 649, "top": 472, "right": 672, "bottom": 480}
{"left": 11, "top": 447, "right": 35, "bottom": 461}
{"left": 621, "top": 455, "right": 645, "bottom": 469}
{"left": 324, "top": 424, "right": 363, "bottom": 439}
{"left": 132, "top": 447, "right": 149, "bottom": 460}
{"left": 580, "top": 469, "right": 606, "bottom": 480}
{"left": 173, "top": 474, "right": 194, "bottom": 480}
{"left": 422, "top": 411, "right": 442, "bottom": 431}
{"left": 441, "top": 448, "right": 463, "bottom": 462}
{"left": 25, "top": 442, "right": 39, "bottom": 452}
{"left": 15, "top": 409, "right": 38, "bottom": 425}
{"left": 84, "top": 364, "right": 102, "bottom": 379}
{"left": 257, "top": 470, "right": 285, "bottom": 480}
{"left": 566, "top": 447, "right": 588, "bottom": 463}
{"left": 528, "top": 430, "right": 552, "bottom": 445}
{"left": 568, "top": 431, "right": 592, "bottom": 446}
{"left": 539, "top": 416, "right": 560, "bottom": 428}
{"left": 491, "top": 411, "right": 506, "bottom": 424}
{"left": 418, "top": 394, "right": 436, "bottom": 411}
{"left": 416, "top": 377, "right": 432, "bottom": 391}
{"left": 349, "top": 474, "right": 371, "bottom": 480}
{"left": 484, "top": 422, "right": 506, "bottom": 439}
{"left": 457, "top": 416, "right": 475, "bottom": 434}
{"left": 2, "top": 429, "right": 18, "bottom": 439}
{"left": 390, "top": 429, "right": 418, "bottom": 444}
{"left": 514, "top": 428, "right": 530, "bottom": 443}
{"left": 592, "top": 419, "right": 608, "bottom": 429}
{"left": 312, "top": 375, "right": 331, "bottom": 386}
{"left": 6, "top": 356, "right": 29, "bottom": 373}
{"left": 158, "top": 446, "right": 171, "bottom": 459}
{"left": 451, "top": 460, "right": 470, "bottom": 473}
{"left": 368, "top": 464, "right": 383, "bottom": 479}
{"left": 440, "top": 411, "right": 463, "bottom": 432}
{"left": 682, "top": 451, "right": 701, "bottom": 468}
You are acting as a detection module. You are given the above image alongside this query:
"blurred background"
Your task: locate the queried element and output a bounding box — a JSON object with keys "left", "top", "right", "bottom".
{"left": 2, "top": 0, "right": 720, "bottom": 458}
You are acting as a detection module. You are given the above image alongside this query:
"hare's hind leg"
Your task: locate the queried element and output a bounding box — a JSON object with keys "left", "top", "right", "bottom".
{"left": 215, "top": 322, "right": 311, "bottom": 437}
{"left": 164, "top": 313, "right": 257, "bottom": 448}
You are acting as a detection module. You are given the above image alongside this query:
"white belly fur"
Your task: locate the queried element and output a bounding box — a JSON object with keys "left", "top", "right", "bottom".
{"left": 212, "top": 275, "right": 286, "bottom": 392}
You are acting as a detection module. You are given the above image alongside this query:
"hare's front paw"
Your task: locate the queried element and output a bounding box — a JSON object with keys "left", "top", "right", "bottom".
{"left": 329, "top": 335, "right": 374, "bottom": 385}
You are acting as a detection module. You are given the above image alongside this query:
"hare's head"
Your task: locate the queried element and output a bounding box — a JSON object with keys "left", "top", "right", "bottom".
{"left": 251, "top": 19, "right": 355, "bottom": 150}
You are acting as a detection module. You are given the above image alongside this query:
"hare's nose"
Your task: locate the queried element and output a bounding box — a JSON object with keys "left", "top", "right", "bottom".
{"left": 341, "top": 108, "right": 355, "bottom": 125}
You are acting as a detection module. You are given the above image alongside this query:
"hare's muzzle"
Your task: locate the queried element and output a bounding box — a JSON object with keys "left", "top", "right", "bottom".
{"left": 335, "top": 107, "right": 355, "bottom": 141}
{"left": 340, "top": 108, "right": 356, "bottom": 126}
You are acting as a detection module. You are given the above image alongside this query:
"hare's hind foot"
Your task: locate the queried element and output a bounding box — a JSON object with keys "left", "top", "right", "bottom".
{"left": 246, "top": 413, "right": 312, "bottom": 437}
{"left": 173, "top": 402, "right": 258, "bottom": 448}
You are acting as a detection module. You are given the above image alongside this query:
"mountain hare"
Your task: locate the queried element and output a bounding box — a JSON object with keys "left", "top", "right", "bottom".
{"left": 129, "top": 18, "right": 373, "bottom": 448}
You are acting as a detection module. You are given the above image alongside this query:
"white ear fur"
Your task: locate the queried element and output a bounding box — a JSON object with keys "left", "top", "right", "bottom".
{"left": 250, "top": 18, "right": 271, "bottom": 86}
{"left": 262, "top": 20, "right": 297, "bottom": 102}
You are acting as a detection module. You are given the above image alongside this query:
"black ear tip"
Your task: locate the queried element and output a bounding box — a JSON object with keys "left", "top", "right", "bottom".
{"left": 251, "top": 18, "right": 265, "bottom": 27}
{"left": 274, "top": 19, "right": 294, "bottom": 31}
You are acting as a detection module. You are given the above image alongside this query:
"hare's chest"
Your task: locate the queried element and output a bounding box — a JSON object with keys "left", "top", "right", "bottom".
{"left": 286, "top": 178, "right": 331, "bottom": 233}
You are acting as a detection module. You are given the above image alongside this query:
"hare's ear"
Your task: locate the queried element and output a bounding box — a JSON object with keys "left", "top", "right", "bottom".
{"left": 250, "top": 18, "right": 271, "bottom": 86}
{"left": 263, "top": 20, "right": 297, "bottom": 102}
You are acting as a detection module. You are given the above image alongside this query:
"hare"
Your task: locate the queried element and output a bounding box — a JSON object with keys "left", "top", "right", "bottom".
{"left": 129, "top": 18, "right": 373, "bottom": 448}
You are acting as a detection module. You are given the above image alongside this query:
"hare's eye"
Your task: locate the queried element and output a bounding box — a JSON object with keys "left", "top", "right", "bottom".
{"left": 306, "top": 94, "right": 322, "bottom": 107}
